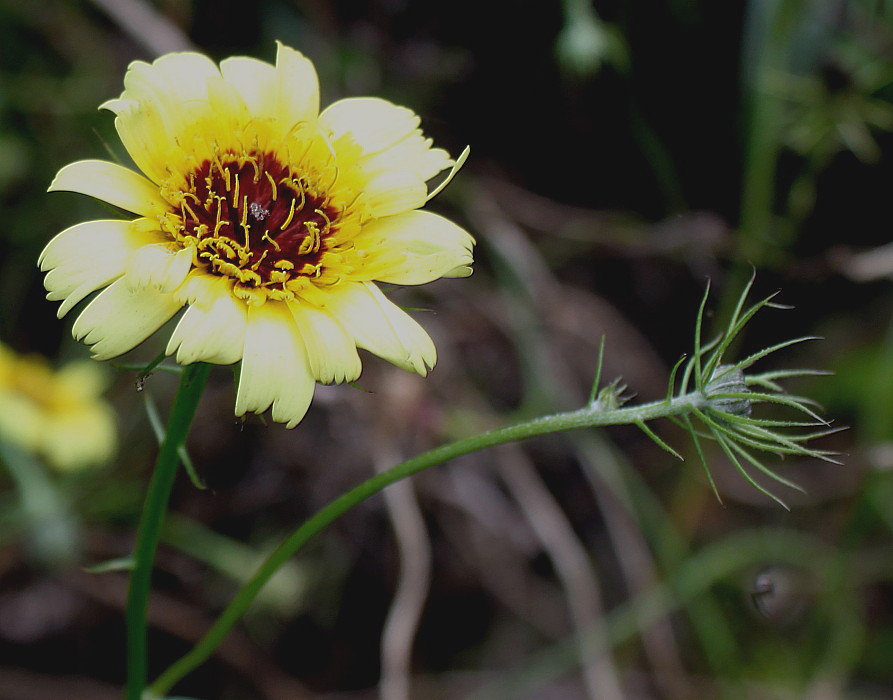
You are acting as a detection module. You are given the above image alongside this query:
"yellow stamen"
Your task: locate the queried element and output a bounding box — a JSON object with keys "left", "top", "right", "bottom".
{"left": 265, "top": 171, "right": 278, "bottom": 201}
{"left": 283, "top": 177, "right": 307, "bottom": 215}
{"left": 315, "top": 208, "right": 332, "bottom": 232}
{"left": 211, "top": 151, "right": 228, "bottom": 185}
{"left": 326, "top": 164, "right": 340, "bottom": 192}
{"left": 216, "top": 240, "right": 237, "bottom": 260}
{"left": 281, "top": 198, "right": 297, "bottom": 230}
{"left": 181, "top": 201, "right": 200, "bottom": 223}
{"left": 298, "top": 221, "right": 321, "bottom": 255}
{"left": 240, "top": 195, "right": 250, "bottom": 247}
{"left": 249, "top": 250, "right": 269, "bottom": 271}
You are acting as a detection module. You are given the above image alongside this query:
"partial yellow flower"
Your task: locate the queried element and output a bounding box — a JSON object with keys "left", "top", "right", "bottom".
{"left": 41, "top": 42, "right": 474, "bottom": 428}
{"left": 0, "top": 344, "right": 117, "bottom": 471}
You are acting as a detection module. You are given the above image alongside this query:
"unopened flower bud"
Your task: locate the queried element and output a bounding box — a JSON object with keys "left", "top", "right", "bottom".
{"left": 705, "top": 365, "right": 751, "bottom": 418}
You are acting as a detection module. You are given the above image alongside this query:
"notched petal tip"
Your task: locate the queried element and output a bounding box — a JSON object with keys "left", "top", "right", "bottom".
{"left": 320, "top": 97, "right": 421, "bottom": 156}
{"left": 235, "top": 302, "right": 316, "bottom": 428}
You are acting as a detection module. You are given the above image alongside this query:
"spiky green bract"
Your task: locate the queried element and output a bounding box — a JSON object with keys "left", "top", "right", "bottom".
{"left": 666, "top": 277, "right": 839, "bottom": 508}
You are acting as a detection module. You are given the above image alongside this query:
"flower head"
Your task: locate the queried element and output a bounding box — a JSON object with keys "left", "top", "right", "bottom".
{"left": 0, "top": 343, "right": 117, "bottom": 471}
{"left": 40, "top": 42, "right": 474, "bottom": 427}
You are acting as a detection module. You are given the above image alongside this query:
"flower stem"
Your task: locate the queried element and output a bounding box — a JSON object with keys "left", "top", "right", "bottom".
{"left": 126, "top": 362, "right": 211, "bottom": 700}
{"left": 149, "top": 390, "right": 707, "bottom": 697}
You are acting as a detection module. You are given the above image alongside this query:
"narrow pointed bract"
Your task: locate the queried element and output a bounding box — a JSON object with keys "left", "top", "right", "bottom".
{"left": 671, "top": 283, "right": 838, "bottom": 508}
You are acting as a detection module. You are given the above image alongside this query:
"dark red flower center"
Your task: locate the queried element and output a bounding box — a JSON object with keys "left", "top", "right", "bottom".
{"left": 169, "top": 150, "right": 341, "bottom": 288}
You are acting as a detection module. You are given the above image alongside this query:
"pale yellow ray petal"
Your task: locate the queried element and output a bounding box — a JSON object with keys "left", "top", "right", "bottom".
{"left": 319, "top": 97, "right": 420, "bottom": 156}
{"left": 121, "top": 53, "right": 219, "bottom": 129}
{"left": 72, "top": 278, "right": 182, "bottom": 361}
{"left": 166, "top": 277, "right": 247, "bottom": 366}
{"left": 128, "top": 52, "right": 219, "bottom": 104}
{"left": 101, "top": 97, "right": 174, "bottom": 184}
{"left": 288, "top": 302, "right": 362, "bottom": 384}
{"left": 102, "top": 53, "right": 220, "bottom": 177}
{"left": 321, "top": 282, "right": 435, "bottom": 375}
{"left": 361, "top": 170, "right": 428, "bottom": 218}
{"left": 49, "top": 160, "right": 169, "bottom": 217}
{"left": 359, "top": 132, "right": 453, "bottom": 184}
{"left": 174, "top": 271, "right": 224, "bottom": 306}
{"left": 39, "top": 219, "right": 166, "bottom": 318}
{"left": 102, "top": 91, "right": 190, "bottom": 184}
{"left": 125, "top": 244, "right": 194, "bottom": 293}
{"left": 235, "top": 302, "right": 316, "bottom": 428}
{"left": 219, "top": 45, "right": 318, "bottom": 143}
{"left": 204, "top": 74, "right": 254, "bottom": 136}
{"left": 220, "top": 56, "right": 278, "bottom": 116}
{"left": 352, "top": 210, "right": 475, "bottom": 285}
{"left": 273, "top": 42, "right": 320, "bottom": 128}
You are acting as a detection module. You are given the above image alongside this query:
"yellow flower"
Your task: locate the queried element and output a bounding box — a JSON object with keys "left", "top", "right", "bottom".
{"left": 40, "top": 42, "right": 474, "bottom": 428}
{"left": 0, "top": 344, "right": 117, "bottom": 471}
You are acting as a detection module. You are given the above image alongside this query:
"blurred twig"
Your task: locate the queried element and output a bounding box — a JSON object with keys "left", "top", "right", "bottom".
{"left": 438, "top": 463, "right": 571, "bottom": 639}
{"left": 88, "top": 0, "right": 194, "bottom": 56}
{"left": 466, "top": 183, "right": 698, "bottom": 695}
{"left": 375, "top": 448, "right": 432, "bottom": 700}
{"left": 0, "top": 668, "right": 119, "bottom": 700}
{"left": 372, "top": 374, "right": 434, "bottom": 700}
{"left": 496, "top": 444, "right": 624, "bottom": 700}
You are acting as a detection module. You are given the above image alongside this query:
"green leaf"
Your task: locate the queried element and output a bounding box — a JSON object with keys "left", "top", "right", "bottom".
{"left": 665, "top": 354, "right": 687, "bottom": 405}
{"left": 682, "top": 415, "right": 722, "bottom": 504}
{"left": 724, "top": 437, "right": 806, "bottom": 493}
{"left": 693, "top": 279, "right": 711, "bottom": 391}
{"left": 144, "top": 392, "right": 207, "bottom": 490}
{"left": 635, "top": 420, "right": 683, "bottom": 460}
{"left": 732, "top": 336, "right": 821, "bottom": 373}
{"left": 712, "top": 429, "right": 791, "bottom": 510}
{"left": 83, "top": 556, "right": 135, "bottom": 574}
{"left": 588, "top": 335, "right": 607, "bottom": 404}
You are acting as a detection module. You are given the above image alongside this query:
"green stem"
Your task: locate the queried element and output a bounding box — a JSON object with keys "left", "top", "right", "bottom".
{"left": 126, "top": 362, "right": 211, "bottom": 700}
{"left": 150, "top": 390, "right": 708, "bottom": 697}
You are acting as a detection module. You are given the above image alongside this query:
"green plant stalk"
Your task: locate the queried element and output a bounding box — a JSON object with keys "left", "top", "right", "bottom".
{"left": 738, "top": 0, "right": 802, "bottom": 261}
{"left": 126, "top": 362, "right": 211, "bottom": 700}
{"left": 150, "top": 390, "right": 711, "bottom": 697}
{"left": 718, "top": 0, "right": 806, "bottom": 327}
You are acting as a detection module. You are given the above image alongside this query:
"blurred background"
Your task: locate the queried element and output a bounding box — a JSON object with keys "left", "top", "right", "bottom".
{"left": 2, "top": 0, "right": 893, "bottom": 697}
